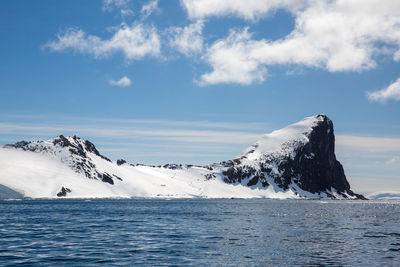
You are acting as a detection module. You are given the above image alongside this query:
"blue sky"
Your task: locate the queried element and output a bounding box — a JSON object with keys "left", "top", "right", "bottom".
{"left": 0, "top": 0, "right": 400, "bottom": 195}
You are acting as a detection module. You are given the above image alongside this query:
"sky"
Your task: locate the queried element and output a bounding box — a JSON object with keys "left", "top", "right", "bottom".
{"left": 0, "top": 0, "right": 399, "bottom": 195}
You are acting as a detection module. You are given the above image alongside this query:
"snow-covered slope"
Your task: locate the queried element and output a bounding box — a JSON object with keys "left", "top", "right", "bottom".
{"left": 0, "top": 114, "right": 365, "bottom": 199}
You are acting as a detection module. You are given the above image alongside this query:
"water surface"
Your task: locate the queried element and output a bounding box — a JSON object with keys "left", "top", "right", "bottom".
{"left": 1, "top": 199, "right": 399, "bottom": 266}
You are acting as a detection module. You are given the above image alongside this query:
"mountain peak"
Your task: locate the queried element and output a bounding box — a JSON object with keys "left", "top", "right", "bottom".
{"left": 221, "top": 114, "right": 365, "bottom": 199}
{"left": 241, "top": 114, "right": 332, "bottom": 162}
{"left": 52, "top": 135, "right": 108, "bottom": 160}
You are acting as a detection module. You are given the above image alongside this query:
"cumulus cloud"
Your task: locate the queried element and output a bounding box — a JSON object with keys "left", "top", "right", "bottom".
{"left": 44, "top": 0, "right": 400, "bottom": 88}
{"left": 191, "top": 0, "right": 400, "bottom": 85}
{"left": 109, "top": 76, "right": 132, "bottom": 87}
{"left": 367, "top": 77, "right": 400, "bottom": 103}
{"left": 168, "top": 20, "right": 204, "bottom": 56}
{"left": 199, "top": 29, "right": 267, "bottom": 85}
{"left": 43, "top": 23, "right": 160, "bottom": 61}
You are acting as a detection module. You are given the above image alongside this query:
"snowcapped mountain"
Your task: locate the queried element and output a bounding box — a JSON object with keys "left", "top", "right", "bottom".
{"left": 0, "top": 114, "right": 366, "bottom": 199}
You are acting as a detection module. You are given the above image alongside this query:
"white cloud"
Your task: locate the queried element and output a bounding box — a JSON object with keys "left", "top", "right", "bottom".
{"left": 192, "top": 0, "right": 400, "bottom": 85}
{"left": 109, "top": 76, "right": 132, "bottom": 87}
{"left": 199, "top": 29, "right": 267, "bottom": 85}
{"left": 168, "top": 20, "right": 204, "bottom": 56}
{"left": 336, "top": 135, "right": 400, "bottom": 152}
{"left": 43, "top": 23, "right": 160, "bottom": 61}
{"left": 141, "top": 0, "right": 159, "bottom": 19}
{"left": 367, "top": 77, "right": 400, "bottom": 103}
{"left": 180, "top": 0, "right": 308, "bottom": 20}
{"left": 102, "top": 0, "right": 130, "bottom": 12}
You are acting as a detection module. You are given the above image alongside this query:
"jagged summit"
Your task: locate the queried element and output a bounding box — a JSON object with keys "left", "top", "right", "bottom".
{"left": 0, "top": 115, "right": 366, "bottom": 199}
{"left": 6, "top": 135, "right": 110, "bottom": 161}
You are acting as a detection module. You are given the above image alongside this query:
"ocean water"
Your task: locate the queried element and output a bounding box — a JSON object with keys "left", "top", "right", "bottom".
{"left": 0, "top": 199, "right": 399, "bottom": 266}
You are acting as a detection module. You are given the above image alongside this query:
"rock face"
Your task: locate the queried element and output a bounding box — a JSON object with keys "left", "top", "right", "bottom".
{"left": 1, "top": 114, "right": 366, "bottom": 199}
{"left": 286, "top": 115, "right": 348, "bottom": 194}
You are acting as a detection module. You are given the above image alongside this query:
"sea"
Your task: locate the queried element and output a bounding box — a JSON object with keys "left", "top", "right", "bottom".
{"left": 1, "top": 199, "right": 399, "bottom": 266}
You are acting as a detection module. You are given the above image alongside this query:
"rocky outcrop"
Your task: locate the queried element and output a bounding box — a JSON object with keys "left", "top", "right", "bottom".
{"left": 56, "top": 186, "right": 71, "bottom": 197}
{"left": 218, "top": 114, "right": 366, "bottom": 199}
{"left": 5, "top": 135, "right": 114, "bottom": 185}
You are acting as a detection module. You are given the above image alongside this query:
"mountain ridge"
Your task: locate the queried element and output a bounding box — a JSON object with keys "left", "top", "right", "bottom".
{"left": 0, "top": 114, "right": 366, "bottom": 199}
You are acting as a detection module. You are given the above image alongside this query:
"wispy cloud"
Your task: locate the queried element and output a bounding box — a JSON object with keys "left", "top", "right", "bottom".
{"left": 336, "top": 135, "right": 400, "bottom": 152}
{"left": 0, "top": 114, "right": 270, "bottom": 131}
{"left": 102, "top": 0, "right": 130, "bottom": 12}
{"left": 168, "top": 20, "right": 204, "bottom": 56}
{"left": 367, "top": 77, "right": 400, "bottom": 103}
{"left": 386, "top": 156, "right": 400, "bottom": 165}
{"left": 109, "top": 76, "right": 132, "bottom": 87}
{"left": 0, "top": 122, "right": 262, "bottom": 144}
{"left": 141, "top": 0, "right": 159, "bottom": 19}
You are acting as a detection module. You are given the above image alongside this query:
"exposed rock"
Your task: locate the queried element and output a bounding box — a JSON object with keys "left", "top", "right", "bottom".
{"left": 117, "top": 159, "right": 126, "bottom": 166}
{"left": 163, "top": 164, "right": 182, "bottom": 170}
{"left": 53, "top": 135, "right": 71, "bottom": 147}
{"left": 57, "top": 186, "right": 71, "bottom": 197}
{"left": 113, "top": 174, "right": 123, "bottom": 181}
{"left": 4, "top": 140, "right": 31, "bottom": 150}
{"left": 101, "top": 173, "right": 114, "bottom": 185}
{"left": 84, "top": 140, "right": 111, "bottom": 162}
{"left": 204, "top": 173, "right": 216, "bottom": 180}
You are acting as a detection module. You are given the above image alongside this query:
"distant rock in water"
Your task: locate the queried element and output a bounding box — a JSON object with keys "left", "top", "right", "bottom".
{"left": 0, "top": 114, "right": 366, "bottom": 199}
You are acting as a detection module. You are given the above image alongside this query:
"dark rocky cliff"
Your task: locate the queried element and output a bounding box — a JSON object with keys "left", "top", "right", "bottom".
{"left": 219, "top": 114, "right": 366, "bottom": 199}
{"left": 277, "top": 115, "right": 365, "bottom": 199}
